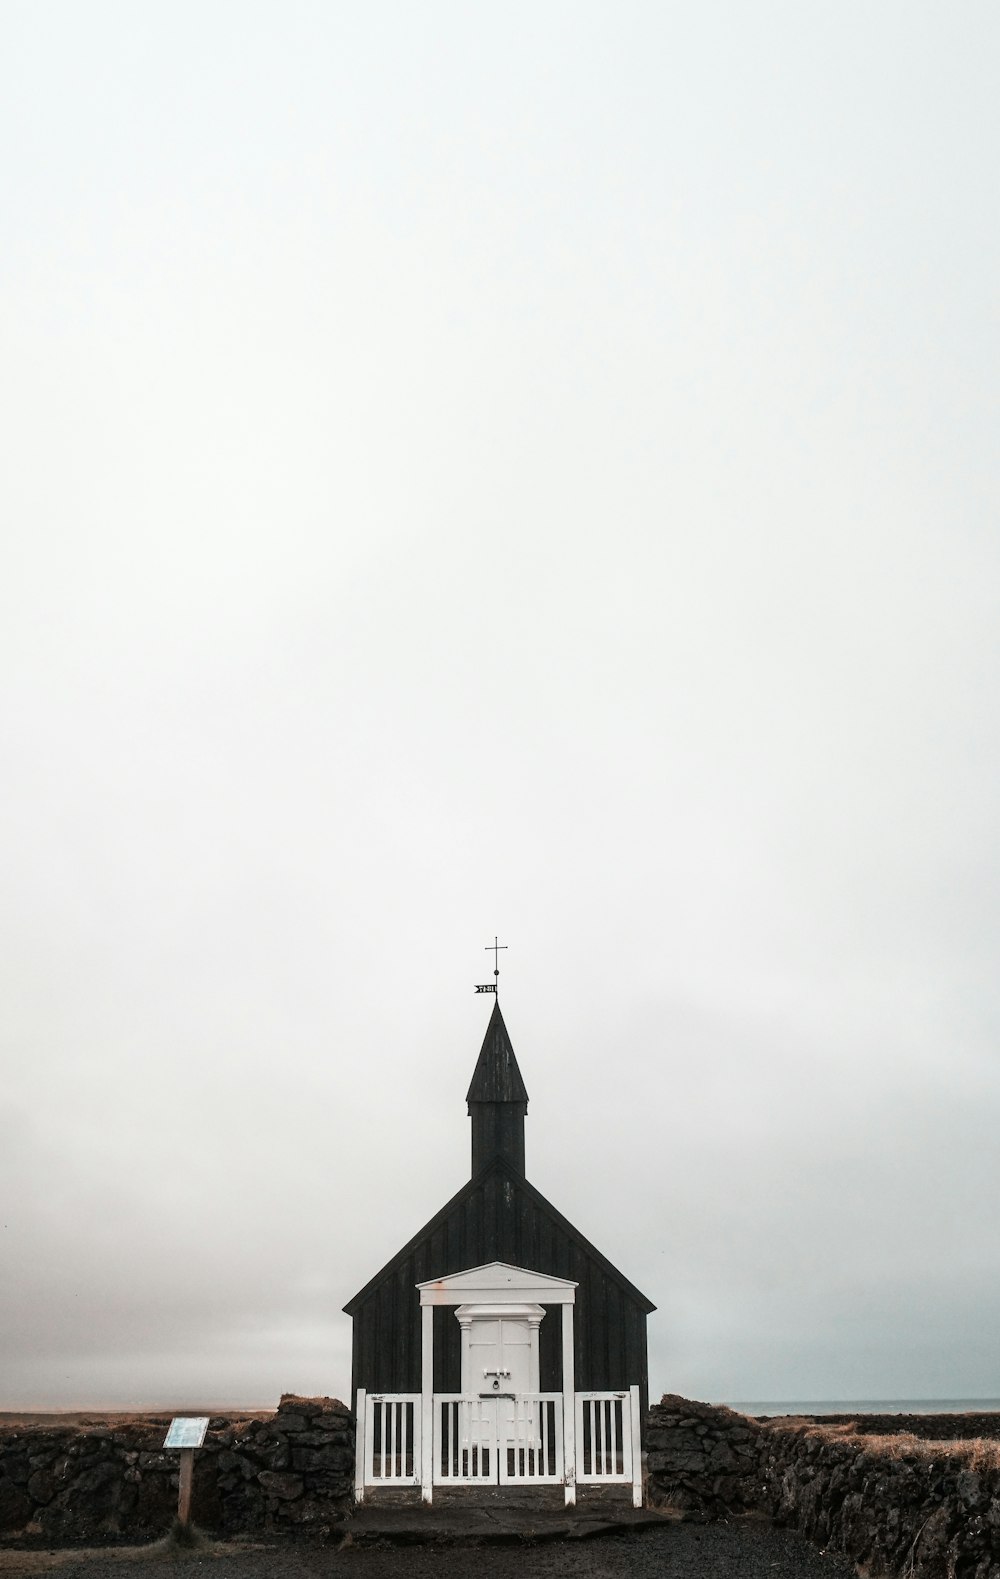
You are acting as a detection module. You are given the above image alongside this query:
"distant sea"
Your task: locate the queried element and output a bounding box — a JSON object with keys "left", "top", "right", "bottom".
{"left": 727, "top": 1400, "right": 1000, "bottom": 1416}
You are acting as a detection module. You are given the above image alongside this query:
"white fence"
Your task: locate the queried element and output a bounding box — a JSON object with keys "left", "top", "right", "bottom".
{"left": 357, "top": 1386, "right": 641, "bottom": 1505}
{"left": 575, "top": 1390, "right": 640, "bottom": 1486}
{"left": 358, "top": 1392, "right": 421, "bottom": 1488}
{"left": 434, "top": 1393, "right": 564, "bottom": 1485}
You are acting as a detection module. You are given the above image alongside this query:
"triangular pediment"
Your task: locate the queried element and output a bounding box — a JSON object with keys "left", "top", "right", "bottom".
{"left": 417, "top": 1259, "right": 577, "bottom": 1305}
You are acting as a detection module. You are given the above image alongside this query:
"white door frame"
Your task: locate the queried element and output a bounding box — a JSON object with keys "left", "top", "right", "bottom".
{"left": 456, "top": 1302, "right": 544, "bottom": 1395}
{"left": 416, "top": 1261, "right": 578, "bottom": 1504}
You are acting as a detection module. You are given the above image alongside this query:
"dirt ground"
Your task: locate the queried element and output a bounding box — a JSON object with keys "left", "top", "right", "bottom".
{"left": 0, "top": 1522, "right": 857, "bottom": 1579}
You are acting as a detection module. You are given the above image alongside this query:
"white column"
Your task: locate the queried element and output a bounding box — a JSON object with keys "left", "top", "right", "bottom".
{"left": 629, "top": 1384, "right": 643, "bottom": 1508}
{"left": 457, "top": 1311, "right": 472, "bottom": 1394}
{"left": 562, "top": 1301, "right": 576, "bottom": 1506}
{"left": 420, "top": 1304, "right": 434, "bottom": 1504}
{"left": 354, "top": 1389, "right": 367, "bottom": 1504}
{"left": 528, "top": 1312, "right": 542, "bottom": 1393}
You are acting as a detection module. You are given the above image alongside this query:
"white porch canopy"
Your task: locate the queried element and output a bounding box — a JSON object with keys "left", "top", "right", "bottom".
{"left": 415, "top": 1261, "right": 578, "bottom": 1504}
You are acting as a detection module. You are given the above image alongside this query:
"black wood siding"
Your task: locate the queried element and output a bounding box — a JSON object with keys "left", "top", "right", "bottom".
{"left": 348, "top": 1162, "right": 652, "bottom": 1417}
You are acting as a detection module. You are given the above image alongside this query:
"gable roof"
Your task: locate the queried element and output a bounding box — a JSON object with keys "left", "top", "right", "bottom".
{"left": 343, "top": 1155, "right": 656, "bottom": 1315}
{"left": 466, "top": 1000, "right": 528, "bottom": 1107}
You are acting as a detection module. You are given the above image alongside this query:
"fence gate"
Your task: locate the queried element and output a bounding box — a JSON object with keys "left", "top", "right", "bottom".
{"left": 434, "top": 1394, "right": 563, "bottom": 1485}
{"left": 434, "top": 1396, "right": 496, "bottom": 1484}
{"left": 576, "top": 1388, "right": 641, "bottom": 1497}
{"left": 497, "top": 1394, "right": 563, "bottom": 1485}
{"left": 358, "top": 1392, "right": 421, "bottom": 1490}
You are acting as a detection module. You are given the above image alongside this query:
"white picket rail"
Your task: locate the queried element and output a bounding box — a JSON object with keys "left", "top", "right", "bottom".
{"left": 356, "top": 1390, "right": 421, "bottom": 1498}
{"left": 433, "top": 1393, "right": 564, "bottom": 1484}
{"left": 500, "top": 1393, "right": 564, "bottom": 1484}
{"left": 434, "top": 1394, "right": 497, "bottom": 1483}
{"left": 576, "top": 1387, "right": 642, "bottom": 1506}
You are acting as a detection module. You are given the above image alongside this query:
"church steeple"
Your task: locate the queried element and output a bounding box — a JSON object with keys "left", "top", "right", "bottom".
{"left": 466, "top": 1001, "right": 528, "bottom": 1178}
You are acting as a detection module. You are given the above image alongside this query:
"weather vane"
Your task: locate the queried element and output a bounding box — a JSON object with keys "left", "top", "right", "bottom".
{"left": 475, "top": 936, "right": 507, "bottom": 996}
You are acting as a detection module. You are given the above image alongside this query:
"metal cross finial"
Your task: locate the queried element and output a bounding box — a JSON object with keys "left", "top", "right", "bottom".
{"left": 486, "top": 935, "right": 507, "bottom": 987}
{"left": 474, "top": 937, "right": 508, "bottom": 995}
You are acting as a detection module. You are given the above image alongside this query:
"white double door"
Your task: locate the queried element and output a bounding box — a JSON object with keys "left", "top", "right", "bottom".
{"left": 457, "top": 1302, "right": 544, "bottom": 1456}
{"left": 465, "top": 1314, "right": 533, "bottom": 1392}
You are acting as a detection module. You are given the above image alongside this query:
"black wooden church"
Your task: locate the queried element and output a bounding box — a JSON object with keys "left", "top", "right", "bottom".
{"left": 345, "top": 999, "right": 655, "bottom": 1504}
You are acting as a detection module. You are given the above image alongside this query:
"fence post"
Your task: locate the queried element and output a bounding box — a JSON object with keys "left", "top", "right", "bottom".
{"left": 562, "top": 1303, "right": 576, "bottom": 1506}
{"left": 354, "top": 1389, "right": 366, "bottom": 1504}
{"left": 421, "top": 1304, "right": 434, "bottom": 1504}
{"left": 629, "top": 1385, "right": 642, "bottom": 1508}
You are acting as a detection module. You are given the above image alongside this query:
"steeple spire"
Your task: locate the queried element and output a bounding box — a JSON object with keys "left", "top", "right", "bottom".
{"left": 466, "top": 1000, "right": 528, "bottom": 1178}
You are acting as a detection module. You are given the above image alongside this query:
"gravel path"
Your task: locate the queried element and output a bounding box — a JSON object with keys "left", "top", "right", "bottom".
{"left": 1, "top": 1523, "right": 858, "bottom": 1579}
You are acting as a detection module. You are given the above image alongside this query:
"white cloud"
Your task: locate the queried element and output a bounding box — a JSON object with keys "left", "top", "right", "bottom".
{"left": 2, "top": 0, "right": 998, "bottom": 1409}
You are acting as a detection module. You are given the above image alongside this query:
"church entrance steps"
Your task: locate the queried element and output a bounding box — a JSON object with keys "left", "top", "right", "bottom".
{"left": 345, "top": 1485, "right": 672, "bottom": 1547}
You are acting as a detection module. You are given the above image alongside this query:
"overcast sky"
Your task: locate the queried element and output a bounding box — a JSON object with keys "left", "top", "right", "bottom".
{"left": 2, "top": 1, "right": 999, "bottom": 1412}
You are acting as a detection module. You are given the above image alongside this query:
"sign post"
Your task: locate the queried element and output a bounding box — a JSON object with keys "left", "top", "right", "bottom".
{"left": 177, "top": 1448, "right": 194, "bottom": 1526}
{"left": 163, "top": 1418, "right": 209, "bottom": 1530}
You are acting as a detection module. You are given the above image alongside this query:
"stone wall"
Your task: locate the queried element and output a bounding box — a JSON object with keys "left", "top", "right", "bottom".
{"left": 0, "top": 1395, "right": 353, "bottom": 1543}
{"left": 757, "top": 1420, "right": 1000, "bottom": 1579}
{"left": 646, "top": 1394, "right": 1000, "bottom": 1578}
{"left": 8, "top": 1386, "right": 1000, "bottom": 1574}
{"left": 645, "top": 1393, "right": 760, "bottom": 1516}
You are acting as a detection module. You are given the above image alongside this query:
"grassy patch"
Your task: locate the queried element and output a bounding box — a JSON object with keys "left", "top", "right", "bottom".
{"left": 773, "top": 1421, "right": 1000, "bottom": 1473}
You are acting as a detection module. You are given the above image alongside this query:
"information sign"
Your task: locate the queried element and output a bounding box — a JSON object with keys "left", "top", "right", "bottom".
{"left": 163, "top": 1417, "right": 209, "bottom": 1450}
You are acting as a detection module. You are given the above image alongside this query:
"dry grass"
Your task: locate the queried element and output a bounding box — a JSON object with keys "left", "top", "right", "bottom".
{"left": 0, "top": 1413, "right": 271, "bottom": 1431}
{"left": 774, "top": 1420, "right": 1000, "bottom": 1473}
{"left": 0, "top": 1537, "right": 271, "bottom": 1574}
